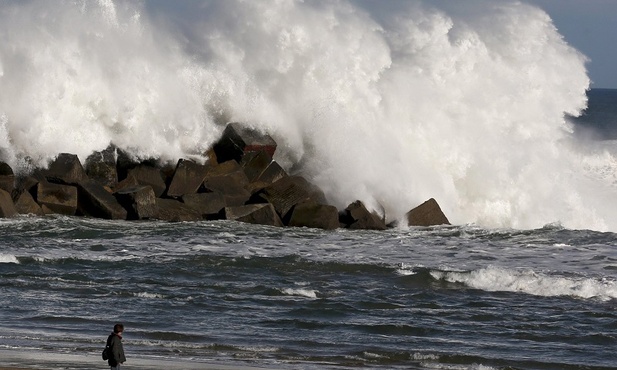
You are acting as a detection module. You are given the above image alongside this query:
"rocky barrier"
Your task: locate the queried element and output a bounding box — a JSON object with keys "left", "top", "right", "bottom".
{"left": 0, "top": 123, "right": 450, "bottom": 230}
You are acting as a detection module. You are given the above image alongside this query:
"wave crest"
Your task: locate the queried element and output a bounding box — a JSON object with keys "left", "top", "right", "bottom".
{"left": 2, "top": 1, "right": 616, "bottom": 230}
{"left": 432, "top": 267, "right": 617, "bottom": 301}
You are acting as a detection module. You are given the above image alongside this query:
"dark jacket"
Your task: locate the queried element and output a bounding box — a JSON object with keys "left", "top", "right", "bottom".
{"left": 106, "top": 332, "right": 126, "bottom": 366}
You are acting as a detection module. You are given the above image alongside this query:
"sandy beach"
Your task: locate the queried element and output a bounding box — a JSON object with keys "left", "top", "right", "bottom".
{"left": 0, "top": 349, "right": 275, "bottom": 370}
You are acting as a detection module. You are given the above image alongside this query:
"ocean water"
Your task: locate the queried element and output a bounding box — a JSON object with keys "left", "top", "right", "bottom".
{"left": 1, "top": 216, "right": 616, "bottom": 370}
{"left": 1, "top": 1, "right": 617, "bottom": 369}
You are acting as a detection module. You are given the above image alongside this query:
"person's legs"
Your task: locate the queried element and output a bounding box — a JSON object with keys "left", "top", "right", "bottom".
{"left": 110, "top": 365, "right": 120, "bottom": 370}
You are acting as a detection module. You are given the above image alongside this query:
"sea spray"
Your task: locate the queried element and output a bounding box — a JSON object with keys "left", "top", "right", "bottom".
{"left": 0, "top": 0, "right": 219, "bottom": 166}
{"left": 0, "top": 0, "right": 615, "bottom": 230}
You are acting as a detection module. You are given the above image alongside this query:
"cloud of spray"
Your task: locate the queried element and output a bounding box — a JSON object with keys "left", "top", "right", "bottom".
{"left": 0, "top": 0, "right": 616, "bottom": 230}
{"left": 0, "top": 0, "right": 219, "bottom": 166}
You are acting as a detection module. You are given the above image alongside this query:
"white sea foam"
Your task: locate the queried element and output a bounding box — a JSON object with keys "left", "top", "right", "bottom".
{"left": 134, "top": 292, "right": 165, "bottom": 299}
{"left": 0, "top": 254, "right": 19, "bottom": 264}
{"left": 396, "top": 263, "right": 421, "bottom": 276}
{"left": 413, "top": 352, "right": 496, "bottom": 370}
{"left": 432, "top": 267, "right": 617, "bottom": 301}
{"left": 411, "top": 352, "right": 440, "bottom": 361}
{"left": 0, "top": 1, "right": 616, "bottom": 230}
{"left": 396, "top": 269, "right": 417, "bottom": 276}
{"left": 419, "top": 364, "right": 497, "bottom": 370}
{"left": 280, "top": 288, "right": 318, "bottom": 299}
{"left": 363, "top": 351, "right": 387, "bottom": 359}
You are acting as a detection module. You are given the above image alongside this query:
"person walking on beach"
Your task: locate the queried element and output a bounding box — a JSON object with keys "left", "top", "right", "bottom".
{"left": 106, "top": 323, "right": 126, "bottom": 369}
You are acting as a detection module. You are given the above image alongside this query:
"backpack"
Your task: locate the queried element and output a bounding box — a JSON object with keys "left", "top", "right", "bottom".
{"left": 102, "top": 347, "right": 110, "bottom": 360}
{"left": 102, "top": 334, "right": 112, "bottom": 361}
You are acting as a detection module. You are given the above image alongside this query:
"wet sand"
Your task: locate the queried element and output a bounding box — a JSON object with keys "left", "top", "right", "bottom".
{"left": 0, "top": 349, "right": 276, "bottom": 370}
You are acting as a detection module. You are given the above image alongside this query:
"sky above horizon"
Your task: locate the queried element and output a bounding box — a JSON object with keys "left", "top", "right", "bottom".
{"left": 526, "top": 0, "right": 617, "bottom": 88}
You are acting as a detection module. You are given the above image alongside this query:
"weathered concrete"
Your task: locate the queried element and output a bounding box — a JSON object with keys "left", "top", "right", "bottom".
{"left": 204, "top": 175, "right": 251, "bottom": 207}
{"left": 207, "top": 160, "right": 248, "bottom": 182}
{"left": 213, "top": 122, "right": 277, "bottom": 163}
{"left": 155, "top": 198, "right": 202, "bottom": 222}
{"left": 40, "top": 204, "right": 55, "bottom": 215}
{"left": 244, "top": 160, "right": 288, "bottom": 194}
{"left": 249, "top": 176, "right": 327, "bottom": 222}
{"left": 37, "top": 182, "right": 78, "bottom": 215}
{"left": 115, "top": 149, "right": 140, "bottom": 181}
{"left": 288, "top": 202, "right": 339, "bottom": 230}
{"left": 127, "top": 165, "right": 167, "bottom": 198}
{"left": 15, "top": 175, "right": 41, "bottom": 199}
{"left": 167, "top": 159, "right": 209, "bottom": 198}
{"left": 254, "top": 161, "right": 287, "bottom": 185}
{"left": 0, "top": 188, "right": 17, "bottom": 218}
{"left": 77, "top": 179, "right": 127, "bottom": 220}
{"left": 204, "top": 148, "right": 218, "bottom": 165}
{"left": 406, "top": 198, "right": 450, "bottom": 226}
{"left": 182, "top": 192, "right": 226, "bottom": 219}
{"left": 0, "top": 162, "right": 15, "bottom": 194}
{"left": 223, "top": 203, "right": 283, "bottom": 227}
{"left": 341, "top": 200, "right": 387, "bottom": 230}
{"left": 46, "top": 153, "right": 88, "bottom": 185}
{"left": 203, "top": 161, "right": 251, "bottom": 206}
{"left": 85, "top": 146, "right": 118, "bottom": 188}
{"left": 14, "top": 191, "right": 44, "bottom": 216}
{"left": 241, "top": 151, "right": 272, "bottom": 182}
{"left": 114, "top": 185, "right": 158, "bottom": 220}
{"left": 112, "top": 174, "right": 139, "bottom": 194}
{"left": 1, "top": 146, "right": 453, "bottom": 231}
{"left": 245, "top": 161, "right": 288, "bottom": 194}
{"left": 159, "top": 162, "right": 178, "bottom": 192}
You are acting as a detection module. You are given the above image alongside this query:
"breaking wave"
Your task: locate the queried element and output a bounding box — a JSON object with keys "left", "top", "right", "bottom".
{"left": 432, "top": 267, "right": 617, "bottom": 301}
{"left": 0, "top": 253, "right": 19, "bottom": 264}
{"left": 1, "top": 0, "right": 616, "bottom": 230}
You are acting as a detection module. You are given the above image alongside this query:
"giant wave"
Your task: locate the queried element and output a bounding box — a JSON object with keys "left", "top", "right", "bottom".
{"left": 1, "top": 0, "right": 616, "bottom": 230}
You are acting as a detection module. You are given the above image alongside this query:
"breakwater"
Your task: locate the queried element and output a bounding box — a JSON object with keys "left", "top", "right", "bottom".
{"left": 0, "top": 123, "right": 449, "bottom": 230}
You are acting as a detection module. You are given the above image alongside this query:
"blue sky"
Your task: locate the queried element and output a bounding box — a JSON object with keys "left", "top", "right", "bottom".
{"left": 528, "top": 0, "right": 617, "bottom": 88}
